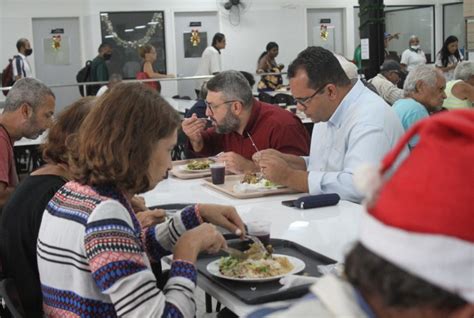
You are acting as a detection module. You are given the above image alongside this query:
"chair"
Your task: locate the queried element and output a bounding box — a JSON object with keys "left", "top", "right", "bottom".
{"left": 257, "top": 92, "right": 275, "bottom": 104}
{"left": 0, "top": 278, "right": 26, "bottom": 318}
{"left": 273, "top": 93, "right": 295, "bottom": 106}
{"left": 171, "top": 127, "right": 189, "bottom": 160}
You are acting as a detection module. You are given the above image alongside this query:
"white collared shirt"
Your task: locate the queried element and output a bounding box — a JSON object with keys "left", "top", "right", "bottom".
{"left": 401, "top": 49, "right": 426, "bottom": 72}
{"left": 302, "top": 80, "right": 407, "bottom": 203}
{"left": 12, "top": 53, "right": 33, "bottom": 78}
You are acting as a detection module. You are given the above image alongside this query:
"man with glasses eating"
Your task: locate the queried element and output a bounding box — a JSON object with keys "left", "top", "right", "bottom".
{"left": 182, "top": 70, "right": 310, "bottom": 174}
{"left": 253, "top": 47, "right": 406, "bottom": 203}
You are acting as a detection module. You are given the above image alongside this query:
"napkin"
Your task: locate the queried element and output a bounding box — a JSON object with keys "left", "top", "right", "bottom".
{"left": 278, "top": 263, "right": 344, "bottom": 290}
{"left": 278, "top": 275, "right": 318, "bottom": 291}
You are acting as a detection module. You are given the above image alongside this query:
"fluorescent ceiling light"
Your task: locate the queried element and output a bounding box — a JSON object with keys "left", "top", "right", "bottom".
{"left": 100, "top": 13, "right": 108, "bottom": 16}
{"left": 147, "top": 21, "right": 158, "bottom": 25}
{"left": 105, "top": 35, "right": 115, "bottom": 38}
{"left": 124, "top": 29, "right": 134, "bottom": 32}
{"left": 135, "top": 25, "right": 146, "bottom": 29}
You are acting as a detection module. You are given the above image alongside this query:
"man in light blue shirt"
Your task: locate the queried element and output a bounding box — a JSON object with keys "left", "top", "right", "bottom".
{"left": 393, "top": 65, "right": 446, "bottom": 148}
{"left": 253, "top": 47, "right": 406, "bottom": 203}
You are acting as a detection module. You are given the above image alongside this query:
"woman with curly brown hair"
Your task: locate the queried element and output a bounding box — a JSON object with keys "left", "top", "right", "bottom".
{"left": 36, "top": 83, "right": 245, "bottom": 317}
{"left": 0, "top": 96, "right": 95, "bottom": 317}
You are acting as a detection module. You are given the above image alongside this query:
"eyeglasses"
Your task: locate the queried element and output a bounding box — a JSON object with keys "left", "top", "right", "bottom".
{"left": 294, "top": 84, "right": 328, "bottom": 108}
{"left": 205, "top": 100, "right": 238, "bottom": 115}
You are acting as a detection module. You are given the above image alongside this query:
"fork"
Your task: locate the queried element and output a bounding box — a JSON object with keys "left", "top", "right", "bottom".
{"left": 244, "top": 234, "right": 268, "bottom": 254}
{"left": 247, "top": 132, "right": 265, "bottom": 181}
{"left": 221, "top": 247, "right": 247, "bottom": 260}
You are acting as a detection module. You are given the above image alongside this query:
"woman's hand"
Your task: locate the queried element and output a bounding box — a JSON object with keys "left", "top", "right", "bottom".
{"left": 130, "top": 195, "right": 147, "bottom": 213}
{"left": 198, "top": 204, "right": 245, "bottom": 238}
{"left": 174, "top": 223, "right": 227, "bottom": 263}
{"left": 136, "top": 209, "right": 166, "bottom": 228}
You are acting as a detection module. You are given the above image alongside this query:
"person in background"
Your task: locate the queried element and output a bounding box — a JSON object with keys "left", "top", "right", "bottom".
{"left": 393, "top": 65, "right": 446, "bottom": 148}
{"left": 182, "top": 70, "right": 309, "bottom": 174}
{"left": 194, "top": 32, "right": 226, "bottom": 98}
{"left": 435, "top": 35, "right": 463, "bottom": 81}
{"left": 369, "top": 60, "right": 404, "bottom": 105}
{"left": 248, "top": 109, "right": 474, "bottom": 318}
{"left": 256, "top": 42, "right": 284, "bottom": 92}
{"left": 12, "top": 38, "right": 34, "bottom": 80}
{"left": 36, "top": 83, "right": 245, "bottom": 317}
{"left": 383, "top": 32, "right": 400, "bottom": 61}
{"left": 443, "top": 61, "right": 474, "bottom": 110}
{"left": 96, "top": 73, "right": 122, "bottom": 96}
{"left": 253, "top": 47, "right": 406, "bottom": 203}
{"left": 334, "top": 54, "right": 378, "bottom": 94}
{"left": 90, "top": 43, "right": 113, "bottom": 95}
{"left": 400, "top": 35, "right": 427, "bottom": 73}
{"left": 138, "top": 44, "right": 175, "bottom": 80}
{"left": 0, "top": 97, "right": 94, "bottom": 317}
{"left": 0, "top": 78, "right": 55, "bottom": 209}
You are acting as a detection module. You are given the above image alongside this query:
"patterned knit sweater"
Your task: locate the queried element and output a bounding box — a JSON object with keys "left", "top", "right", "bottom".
{"left": 37, "top": 181, "right": 202, "bottom": 317}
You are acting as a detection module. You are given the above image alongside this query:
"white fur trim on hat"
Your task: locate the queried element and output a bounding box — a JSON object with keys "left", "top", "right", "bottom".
{"left": 353, "top": 164, "right": 382, "bottom": 205}
{"left": 360, "top": 211, "right": 474, "bottom": 302}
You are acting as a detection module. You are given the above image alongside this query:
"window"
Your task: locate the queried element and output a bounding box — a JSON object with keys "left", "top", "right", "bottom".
{"left": 354, "top": 5, "right": 435, "bottom": 62}
{"left": 100, "top": 11, "right": 166, "bottom": 79}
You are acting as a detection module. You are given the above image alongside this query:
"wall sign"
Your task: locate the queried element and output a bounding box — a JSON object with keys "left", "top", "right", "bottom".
{"left": 51, "top": 28, "right": 64, "bottom": 34}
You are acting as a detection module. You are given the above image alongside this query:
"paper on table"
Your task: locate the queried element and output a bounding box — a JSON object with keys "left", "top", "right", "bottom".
{"left": 278, "top": 275, "right": 318, "bottom": 291}
{"left": 278, "top": 263, "right": 343, "bottom": 290}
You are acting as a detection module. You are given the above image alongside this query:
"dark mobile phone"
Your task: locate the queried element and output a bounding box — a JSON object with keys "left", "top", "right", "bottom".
{"left": 281, "top": 199, "right": 295, "bottom": 207}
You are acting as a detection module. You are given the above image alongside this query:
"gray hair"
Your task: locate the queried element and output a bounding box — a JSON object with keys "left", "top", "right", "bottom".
{"left": 206, "top": 70, "right": 253, "bottom": 109}
{"left": 454, "top": 61, "right": 474, "bottom": 81}
{"left": 109, "top": 73, "right": 122, "bottom": 83}
{"left": 403, "top": 65, "right": 438, "bottom": 96}
{"left": 4, "top": 78, "right": 55, "bottom": 113}
{"left": 200, "top": 81, "right": 209, "bottom": 100}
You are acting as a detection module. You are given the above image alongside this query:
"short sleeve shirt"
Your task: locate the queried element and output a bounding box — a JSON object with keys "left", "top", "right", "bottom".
{"left": 0, "top": 126, "right": 18, "bottom": 187}
{"left": 392, "top": 98, "right": 429, "bottom": 148}
{"left": 401, "top": 49, "right": 427, "bottom": 72}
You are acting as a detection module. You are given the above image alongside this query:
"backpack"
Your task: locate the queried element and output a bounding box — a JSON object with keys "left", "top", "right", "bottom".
{"left": 1, "top": 55, "right": 20, "bottom": 96}
{"left": 76, "top": 60, "right": 93, "bottom": 96}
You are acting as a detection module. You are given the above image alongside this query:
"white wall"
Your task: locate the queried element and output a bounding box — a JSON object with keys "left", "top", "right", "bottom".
{"left": 0, "top": 0, "right": 464, "bottom": 100}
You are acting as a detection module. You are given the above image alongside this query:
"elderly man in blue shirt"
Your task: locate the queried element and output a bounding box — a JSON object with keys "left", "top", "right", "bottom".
{"left": 253, "top": 46, "right": 406, "bottom": 203}
{"left": 392, "top": 65, "right": 447, "bottom": 148}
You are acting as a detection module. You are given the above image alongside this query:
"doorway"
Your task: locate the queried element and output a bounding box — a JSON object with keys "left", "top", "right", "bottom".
{"left": 307, "top": 9, "right": 345, "bottom": 55}
{"left": 174, "top": 11, "right": 219, "bottom": 98}
{"left": 32, "top": 17, "right": 82, "bottom": 112}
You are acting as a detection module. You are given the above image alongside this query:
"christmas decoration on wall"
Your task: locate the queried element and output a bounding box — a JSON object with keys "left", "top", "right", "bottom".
{"left": 320, "top": 24, "right": 329, "bottom": 41}
{"left": 100, "top": 12, "right": 164, "bottom": 49}
{"left": 52, "top": 35, "right": 62, "bottom": 50}
{"left": 190, "top": 29, "right": 201, "bottom": 47}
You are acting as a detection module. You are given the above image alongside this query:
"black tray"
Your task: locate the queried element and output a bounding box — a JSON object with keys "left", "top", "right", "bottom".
{"left": 196, "top": 238, "right": 336, "bottom": 304}
{"left": 148, "top": 203, "right": 193, "bottom": 211}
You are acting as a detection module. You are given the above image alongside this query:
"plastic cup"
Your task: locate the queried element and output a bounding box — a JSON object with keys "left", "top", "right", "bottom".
{"left": 210, "top": 163, "right": 225, "bottom": 185}
{"left": 247, "top": 220, "right": 271, "bottom": 246}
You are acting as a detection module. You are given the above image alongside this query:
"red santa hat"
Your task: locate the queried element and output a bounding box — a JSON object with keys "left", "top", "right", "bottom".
{"left": 357, "top": 109, "right": 474, "bottom": 302}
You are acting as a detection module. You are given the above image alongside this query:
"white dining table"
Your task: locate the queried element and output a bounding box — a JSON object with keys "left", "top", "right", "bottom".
{"left": 163, "top": 96, "right": 197, "bottom": 114}
{"left": 141, "top": 174, "right": 364, "bottom": 316}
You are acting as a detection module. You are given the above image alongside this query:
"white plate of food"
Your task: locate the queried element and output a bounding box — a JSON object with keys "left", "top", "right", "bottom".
{"left": 206, "top": 244, "right": 305, "bottom": 282}
{"left": 179, "top": 159, "right": 213, "bottom": 173}
{"left": 233, "top": 173, "right": 285, "bottom": 193}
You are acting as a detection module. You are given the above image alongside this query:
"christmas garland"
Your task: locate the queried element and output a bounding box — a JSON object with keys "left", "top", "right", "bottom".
{"left": 101, "top": 12, "right": 163, "bottom": 48}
